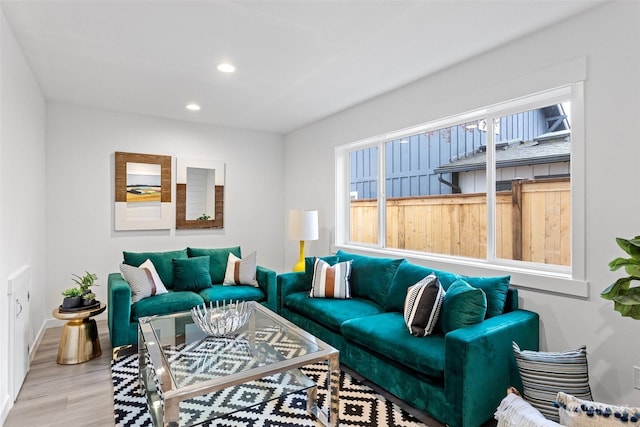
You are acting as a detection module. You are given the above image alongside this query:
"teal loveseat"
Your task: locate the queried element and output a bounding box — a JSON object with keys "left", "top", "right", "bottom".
{"left": 276, "top": 250, "right": 539, "bottom": 427}
{"left": 108, "top": 246, "right": 277, "bottom": 348}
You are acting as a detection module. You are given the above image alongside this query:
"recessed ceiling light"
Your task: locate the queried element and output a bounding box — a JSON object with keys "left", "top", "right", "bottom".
{"left": 185, "top": 103, "right": 201, "bottom": 111}
{"left": 217, "top": 63, "right": 236, "bottom": 73}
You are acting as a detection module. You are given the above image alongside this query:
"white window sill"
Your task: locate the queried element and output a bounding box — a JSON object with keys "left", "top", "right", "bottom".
{"left": 334, "top": 244, "right": 589, "bottom": 298}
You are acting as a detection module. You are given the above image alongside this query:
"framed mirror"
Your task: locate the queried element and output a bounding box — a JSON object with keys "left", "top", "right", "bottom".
{"left": 176, "top": 158, "right": 225, "bottom": 229}
{"left": 114, "top": 152, "right": 172, "bottom": 230}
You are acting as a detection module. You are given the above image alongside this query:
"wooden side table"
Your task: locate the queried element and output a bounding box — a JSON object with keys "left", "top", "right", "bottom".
{"left": 52, "top": 302, "right": 106, "bottom": 364}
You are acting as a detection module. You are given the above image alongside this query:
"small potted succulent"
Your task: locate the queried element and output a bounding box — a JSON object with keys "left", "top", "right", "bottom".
{"left": 61, "top": 272, "right": 99, "bottom": 309}
{"left": 61, "top": 287, "right": 84, "bottom": 309}
{"left": 82, "top": 291, "right": 96, "bottom": 306}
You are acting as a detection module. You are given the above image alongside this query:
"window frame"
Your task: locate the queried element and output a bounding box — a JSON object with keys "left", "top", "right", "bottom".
{"left": 335, "top": 82, "right": 587, "bottom": 297}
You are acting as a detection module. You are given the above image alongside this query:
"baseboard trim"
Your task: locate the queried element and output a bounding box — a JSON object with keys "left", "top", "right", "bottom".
{"left": 0, "top": 393, "right": 12, "bottom": 426}
{"left": 29, "top": 320, "right": 51, "bottom": 363}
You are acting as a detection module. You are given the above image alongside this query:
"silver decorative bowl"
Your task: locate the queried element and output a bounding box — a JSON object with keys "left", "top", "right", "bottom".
{"left": 190, "top": 300, "right": 255, "bottom": 336}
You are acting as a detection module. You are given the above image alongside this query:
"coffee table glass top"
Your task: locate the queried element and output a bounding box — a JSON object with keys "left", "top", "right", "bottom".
{"left": 138, "top": 302, "right": 339, "bottom": 426}
{"left": 145, "top": 304, "right": 321, "bottom": 388}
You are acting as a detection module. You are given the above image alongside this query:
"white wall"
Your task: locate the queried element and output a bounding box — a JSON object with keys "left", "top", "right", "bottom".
{"left": 284, "top": 1, "right": 640, "bottom": 406}
{"left": 45, "top": 104, "right": 285, "bottom": 322}
{"left": 0, "top": 10, "right": 46, "bottom": 423}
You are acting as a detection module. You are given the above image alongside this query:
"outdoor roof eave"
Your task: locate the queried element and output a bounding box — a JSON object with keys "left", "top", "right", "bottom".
{"left": 433, "top": 154, "right": 570, "bottom": 174}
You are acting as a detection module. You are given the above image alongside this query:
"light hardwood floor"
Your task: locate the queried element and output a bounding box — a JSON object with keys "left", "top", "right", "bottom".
{"left": 5, "top": 320, "right": 114, "bottom": 427}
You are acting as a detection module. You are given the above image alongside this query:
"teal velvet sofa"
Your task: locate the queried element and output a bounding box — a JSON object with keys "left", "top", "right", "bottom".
{"left": 276, "top": 250, "right": 539, "bottom": 427}
{"left": 108, "top": 246, "right": 277, "bottom": 348}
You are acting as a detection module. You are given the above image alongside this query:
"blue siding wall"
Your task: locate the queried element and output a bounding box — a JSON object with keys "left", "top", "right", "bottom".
{"left": 496, "top": 109, "right": 547, "bottom": 142}
{"left": 350, "top": 108, "right": 556, "bottom": 199}
{"left": 350, "top": 146, "right": 378, "bottom": 199}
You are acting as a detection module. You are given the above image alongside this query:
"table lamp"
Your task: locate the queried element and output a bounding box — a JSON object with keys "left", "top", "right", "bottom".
{"left": 289, "top": 209, "right": 319, "bottom": 272}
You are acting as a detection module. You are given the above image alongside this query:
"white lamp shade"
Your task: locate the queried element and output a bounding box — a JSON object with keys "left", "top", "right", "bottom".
{"left": 288, "top": 209, "right": 319, "bottom": 241}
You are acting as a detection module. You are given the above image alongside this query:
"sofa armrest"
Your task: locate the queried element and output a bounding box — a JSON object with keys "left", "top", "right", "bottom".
{"left": 444, "top": 309, "right": 539, "bottom": 427}
{"left": 275, "top": 272, "right": 308, "bottom": 313}
{"left": 107, "top": 272, "right": 133, "bottom": 348}
{"left": 256, "top": 265, "right": 277, "bottom": 312}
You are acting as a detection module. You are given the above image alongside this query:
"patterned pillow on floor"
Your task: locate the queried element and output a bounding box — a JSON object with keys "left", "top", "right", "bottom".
{"left": 512, "top": 342, "right": 592, "bottom": 422}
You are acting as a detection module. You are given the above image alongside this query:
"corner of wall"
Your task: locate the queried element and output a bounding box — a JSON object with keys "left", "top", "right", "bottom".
{"left": 0, "top": 393, "right": 13, "bottom": 426}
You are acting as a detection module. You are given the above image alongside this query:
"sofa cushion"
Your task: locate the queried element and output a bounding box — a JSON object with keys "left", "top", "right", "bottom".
{"left": 386, "top": 262, "right": 459, "bottom": 312}
{"left": 403, "top": 274, "right": 445, "bottom": 336}
{"left": 310, "top": 258, "right": 352, "bottom": 299}
{"left": 188, "top": 246, "right": 241, "bottom": 284}
{"left": 173, "top": 256, "right": 212, "bottom": 292}
{"left": 199, "top": 284, "right": 265, "bottom": 305}
{"left": 460, "top": 275, "right": 510, "bottom": 318}
{"left": 130, "top": 290, "right": 204, "bottom": 322}
{"left": 223, "top": 251, "right": 258, "bottom": 286}
{"left": 284, "top": 291, "right": 385, "bottom": 332}
{"left": 440, "top": 279, "right": 487, "bottom": 334}
{"left": 123, "top": 249, "right": 188, "bottom": 288}
{"left": 386, "top": 260, "right": 510, "bottom": 318}
{"left": 341, "top": 312, "right": 445, "bottom": 378}
{"left": 335, "top": 250, "right": 403, "bottom": 307}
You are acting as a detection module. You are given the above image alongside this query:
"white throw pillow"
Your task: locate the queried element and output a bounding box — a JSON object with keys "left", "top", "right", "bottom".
{"left": 494, "top": 393, "right": 561, "bottom": 427}
{"left": 139, "top": 259, "right": 168, "bottom": 294}
{"left": 223, "top": 251, "right": 258, "bottom": 287}
{"left": 120, "top": 259, "right": 168, "bottom": 303}
{"left": 557, "top": 392, "right": 640, "bottom": 427}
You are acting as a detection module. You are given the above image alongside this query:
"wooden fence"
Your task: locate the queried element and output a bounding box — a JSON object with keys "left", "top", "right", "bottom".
{"left": 350, "top": 178, "right": 570, "bottom": 266}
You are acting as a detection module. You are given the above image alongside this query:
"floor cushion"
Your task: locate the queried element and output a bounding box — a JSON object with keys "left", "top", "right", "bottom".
{"left": 512, "top": 342, "right": 592, "bottom": 422}
{"left": 494, "top": 393, "right": 561, "bottom": 427}
{"left": 556, "top": 391, "right": 640, "bottom": 426}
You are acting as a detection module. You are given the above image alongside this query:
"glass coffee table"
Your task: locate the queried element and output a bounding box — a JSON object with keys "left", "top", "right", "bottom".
{"left": 138, "top": 302, "right": 339, "bottom": 427}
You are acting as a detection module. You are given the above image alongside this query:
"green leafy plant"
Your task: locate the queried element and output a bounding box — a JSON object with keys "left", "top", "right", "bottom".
{"left": 83, "top": 292, "right": 96, "bottom": 301}
{"left": 72, "top": 271, "right": 98, "bottom": 292}
{"left": 601, "top": 236, "right": 640, "bottom": 320}
{"left": 61, "top": 287, "right": 83, "bottom": 298}
{"left": 197, "top": 213, "right": 211, "bottom": 221}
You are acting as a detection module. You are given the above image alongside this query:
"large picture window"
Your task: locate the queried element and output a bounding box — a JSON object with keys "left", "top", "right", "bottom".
{"left": 338, "top": 85, "right": 581, "bottom": 279}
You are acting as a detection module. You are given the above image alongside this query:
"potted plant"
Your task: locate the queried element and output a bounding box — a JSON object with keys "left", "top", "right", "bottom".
{"left": 82, "top": 291, "right": 96, "bottom": 306}
{"left": 72, "top": 271, "right": 98, "bottom": 294}
{"left": 61, "top": 287, "right": 84, "bottom": 309}
{"left": 601, "top": 235, "right": 640, "bottom": 320}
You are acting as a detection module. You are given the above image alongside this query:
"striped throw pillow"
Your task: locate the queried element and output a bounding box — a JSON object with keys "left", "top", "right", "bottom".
{"left": 223, "top": 251, "right": 259, "bottom": 286}
{"left": 513, "top": 342, "right": 592, "bottom": 422}
{"left": 309, "top": 258, "right": 352, "bottom": 299}
{"left": 120, "top": 260, "right": 168, "bottom": 303}
{"left": 403, "top": 274, "right": 445, "bottom": 336}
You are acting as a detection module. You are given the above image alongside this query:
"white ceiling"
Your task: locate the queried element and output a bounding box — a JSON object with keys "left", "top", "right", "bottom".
{"left": 1, "top": 0, "right": 604, "bottom": 134}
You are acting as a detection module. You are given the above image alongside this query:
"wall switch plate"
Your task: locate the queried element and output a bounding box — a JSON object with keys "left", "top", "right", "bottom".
{"left": 635, "top": 366, "right": 640, "bottom": 390}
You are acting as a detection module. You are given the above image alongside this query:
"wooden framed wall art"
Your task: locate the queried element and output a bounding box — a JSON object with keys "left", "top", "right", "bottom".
{"left": 114, "top": 151, "right": 173, "bottom": 230}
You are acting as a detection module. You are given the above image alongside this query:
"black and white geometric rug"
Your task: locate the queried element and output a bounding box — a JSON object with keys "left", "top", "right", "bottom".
{"left": 112, "top": 353, "right": 427, "bottom": 426}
